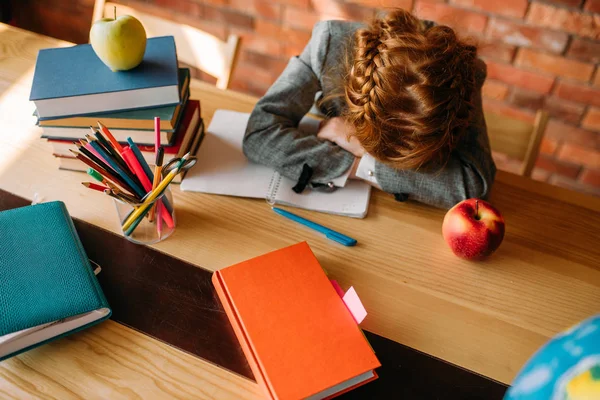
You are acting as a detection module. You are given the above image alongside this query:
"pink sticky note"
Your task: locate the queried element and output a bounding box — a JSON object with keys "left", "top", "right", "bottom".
{"left": 342, "top": 286, "right": 367, "bottom": 324}
{"left": 330, "top": 279, "right": 345, "bottom": 298}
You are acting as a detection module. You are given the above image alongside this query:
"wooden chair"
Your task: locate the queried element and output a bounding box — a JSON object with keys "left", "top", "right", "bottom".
{"left": 92, "top": 0, "right": 240, "bottom": 90}
{"left": 484, "top": 110, "right": 549, "bottom": 177}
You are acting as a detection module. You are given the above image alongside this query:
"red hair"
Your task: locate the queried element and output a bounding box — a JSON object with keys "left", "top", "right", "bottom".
{"left": 344, "top": 9, "right": 478, "bottom": 169}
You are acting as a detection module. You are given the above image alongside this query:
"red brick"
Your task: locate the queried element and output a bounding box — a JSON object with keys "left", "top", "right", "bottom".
{"left": 515, "top": 48, "right": 595, "bottom": 82}
{"left": 203, "top": 6, "right": 254, "bottom": 29}
{"left": 584, "top": 0, "right": 600, "bottom": 13}
{"left": 507, "top": 87, "right": 544, "bottom": 110}
{"left": 255, "top": 19, "right": 311, "bottom": 46}
{"left": 543, "top": 96, "right": 587, "bottom": 123}
{"left": 477, "top": 40, "right": 516, "bottom": 63}
{"left": 144, "top": 0, "right": 203, "bottom": 18}
{"left": 230, "top": 29, "right": 284, "bottom": 57}
{"left": 414, "top": 0, "right": 489, "bottom": 34}
{"left": 491, "top": 152, "right": 523, "bottom": 174}
{"left": 487, "top": 19, "right": 568, "bottom": 53}
{"left": 452, "top": 0, "right": 528, "bottom": 19}
{"left": 483, "top": 99, "right": 536, "bottom": 122}
{"left": 566, "top": 38, "right": 600, "bottom": 63}
{"left": 275, "top": 0, "right": 311, "bottom": 7}
{"left": 582, "top": 107, "right": 600, "bottom": 131}
{"left": 504, "top": 89, "right": 584, "bottom": 123}
{"left": 544, "top": 0, "right": 584, "bottom": 6}
{"left": 549, "top": 175, "right": 600, "bottom": 196}
{"left": 485, "top": 60, "right": 555, "bottom": 94}
{"left": 312, "top": 0, "right": 375, "bottom": 21}
{"left": 174, "top": 14, "right": 227, "bottom": 40}
{"left": 228, "top": 0, "right": 281, "bottom": 20}
{"left": 229, "top": 79, "right": 269, "bottom": 97}
{"left": 346, "top": 0, "right": 413, "bottom": 7}
{"left": 201, "top": 0, "right": 227, "bottom": 5}
{"left": 579, "top": 168, "right": 600, "bottom": 187}
{"left": 545, "top": 119, "right": 600, "bottom": 148}
{"left": 526, "top": 2, "right": 600, "bottom": 40}
{"left": 531, "top": 167, "right": 551, "bottom": 182}
{"left": 535, "top": 155, "right": 582, "bottom": 179}
{"left": 482, "top": 80, "right": 509, "bottom": 100}
{"left": 594, "top": 69, "right": 600, "bottom": 87}
{"left": 540, "top": 138, "right": 559, "bottom": 155}
{"left": 558, "top": 143, "right": 600, "bottom": 168}
{"left": 283, "top": 7, "right": 321, "bottom": 31}
{"left": 555, "top": 81, "right": 600, "bottom": 107}
{"left": 240, "top": 50, "right": 288, "bottom": 75}
{"left": 231, "top": 63, "right": 277, "bottom": 91}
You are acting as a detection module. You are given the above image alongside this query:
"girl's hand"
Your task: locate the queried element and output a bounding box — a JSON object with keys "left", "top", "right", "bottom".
{"left": 317, "top": 117, "right": 365, "bottom": 158}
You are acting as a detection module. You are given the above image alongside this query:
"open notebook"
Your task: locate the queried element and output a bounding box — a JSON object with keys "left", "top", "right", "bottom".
{"left": 180, "top": 110, "right": 371, "bottom": 218}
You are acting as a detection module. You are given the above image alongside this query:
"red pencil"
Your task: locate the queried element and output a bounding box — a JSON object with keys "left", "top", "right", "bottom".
{"left": 97, "top": 121, "right": 124, "bottom": 153}
{"left": 81, "top": 182, "right": 108, "bottom": 192}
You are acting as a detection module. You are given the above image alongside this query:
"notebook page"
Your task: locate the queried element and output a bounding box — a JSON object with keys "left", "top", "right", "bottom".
{"left": 0, "top": 309, "right": 110, "bottom": 359}
{"left": 275, "top": 178, "right": 371, "bottom": 218}
{"left": 180, "top": 110, "right": 274, "bottom": 198}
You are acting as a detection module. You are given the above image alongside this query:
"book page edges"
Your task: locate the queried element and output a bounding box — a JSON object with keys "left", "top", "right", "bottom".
{"left": 212, "top": 271, "right": 276, "bottom": 399}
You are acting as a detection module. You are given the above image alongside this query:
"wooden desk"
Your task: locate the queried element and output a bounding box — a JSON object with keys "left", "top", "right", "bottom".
{"left": 1, "top": 24, "right": 599, "bottom": 397}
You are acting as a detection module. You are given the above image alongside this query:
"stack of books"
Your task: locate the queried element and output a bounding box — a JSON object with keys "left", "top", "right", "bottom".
{"left": 29, "top": 36, "right": 204, "bottom": 182}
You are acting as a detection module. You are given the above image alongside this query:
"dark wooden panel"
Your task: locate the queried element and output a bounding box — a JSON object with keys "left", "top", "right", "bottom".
{"left": 0, "top": 189, "right": 507, "bottom": 398}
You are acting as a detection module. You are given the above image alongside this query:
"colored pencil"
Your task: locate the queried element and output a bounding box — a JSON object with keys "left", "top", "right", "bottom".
{"left": 121, "top": 144, "right": 175, "bottom": 229}
{"left": 87, "top": 138, "right": 146, "bottom": 197}
{"left": 87, "top": 167, "right": 135, "bottom": 201}
{"left": 122, "top": 153, "right": 190, "bottom": 233}
{"left": 127, "top": 137, "right": 174, "bottom": 215}
{"left": 126, "top": 137, "right": 154, "bottom": 181}
{"left": 70, "top": 149, "right": 138, "bottom": 198}
{"left": 98, "top": 121, "right": 124, "bottom": 153}
{"left": 149, "top": 146, "right": 164, "bottom": 222}
{"left": 82, "top": 182, "right": 108, "bottom": 192}
{"left": 155, "top": 117, "right": 162, "bottom": 240}
{"left": 92, "top": 127, "right": 130, "bottom": 172}
{"left": 155, "top": 117, "right": 161, "bottom": 153}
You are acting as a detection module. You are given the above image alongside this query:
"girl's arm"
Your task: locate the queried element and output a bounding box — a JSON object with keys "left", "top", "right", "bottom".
{"left": 243, "top": 21, "right": 355, "bottom": 188}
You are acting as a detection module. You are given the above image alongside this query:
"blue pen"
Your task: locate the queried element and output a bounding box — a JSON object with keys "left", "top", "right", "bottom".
{"left": 272, "top": 207, "right": 357, "bottom": 247}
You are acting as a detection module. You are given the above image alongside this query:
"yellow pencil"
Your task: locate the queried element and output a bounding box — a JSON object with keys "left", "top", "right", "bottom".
{"left": 121, "top": 153, "right": 189, "bottom": 231}
{"left": 149, "top": 147, "right": 164, "bottom": 222}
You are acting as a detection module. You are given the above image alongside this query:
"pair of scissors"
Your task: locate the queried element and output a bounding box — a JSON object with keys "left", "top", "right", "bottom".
{"left": 161, "top": 156, "right": 198, "bottom": 177}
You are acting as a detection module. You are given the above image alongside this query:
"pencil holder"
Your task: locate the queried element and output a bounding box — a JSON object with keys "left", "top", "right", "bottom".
{"left": 113, "top": 188, "right": 176, "bottom": 245}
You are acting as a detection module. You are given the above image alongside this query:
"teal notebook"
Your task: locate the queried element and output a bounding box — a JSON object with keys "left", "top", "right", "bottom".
{"left": 0, "top": 201, "right": 111, "bottom": 361}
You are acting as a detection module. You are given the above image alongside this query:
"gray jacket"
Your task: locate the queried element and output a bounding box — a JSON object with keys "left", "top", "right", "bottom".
{"left": 243, "top": 20, "right": 496, "bottom": 209}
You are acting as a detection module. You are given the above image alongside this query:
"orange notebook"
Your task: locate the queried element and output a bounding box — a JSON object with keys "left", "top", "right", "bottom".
{"left": 212, "top": 242, "right": 380, "bottom": 400}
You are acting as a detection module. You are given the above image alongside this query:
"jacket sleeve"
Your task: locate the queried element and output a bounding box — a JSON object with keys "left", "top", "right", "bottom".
{"left": 373, "top": 62, "right": 497, "bottom": 209}
{"left": 243, "top": 21, "right": 355, "bottom": 186}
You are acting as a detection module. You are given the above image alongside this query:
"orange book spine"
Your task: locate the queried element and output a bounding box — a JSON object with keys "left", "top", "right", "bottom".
{"left": 212, "top": 272, "right": 276, "bottom": 400}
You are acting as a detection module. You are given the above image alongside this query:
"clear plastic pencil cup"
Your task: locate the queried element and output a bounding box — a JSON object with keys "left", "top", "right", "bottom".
{"left": 113, "top": 187, "right": 176, "bottom": 245}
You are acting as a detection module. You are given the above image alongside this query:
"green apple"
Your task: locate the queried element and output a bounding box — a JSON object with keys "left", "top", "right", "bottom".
{"left": 90, "top": 9, "right": 147, "bottom": 72}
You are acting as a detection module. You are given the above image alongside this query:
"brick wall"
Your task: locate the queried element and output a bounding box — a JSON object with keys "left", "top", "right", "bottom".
{"left": 9, "top": 0, "right": 600, "bottom": 196}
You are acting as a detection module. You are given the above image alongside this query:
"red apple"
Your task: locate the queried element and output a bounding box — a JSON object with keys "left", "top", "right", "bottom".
{"left": 442, "top": 198, "right": 505, "bottom": 260}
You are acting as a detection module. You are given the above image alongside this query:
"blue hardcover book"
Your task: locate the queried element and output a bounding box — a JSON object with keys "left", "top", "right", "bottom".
{"left": 37, "top": 68, "right": 190, "bottom": 130}
{"left": 30, "top": 36, "right": 179, "bottom": 119}
{"left": 0, "top": 202, "right": 111, "bottom": 361}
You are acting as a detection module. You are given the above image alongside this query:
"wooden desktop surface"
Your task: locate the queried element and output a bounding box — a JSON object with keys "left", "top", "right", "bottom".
{"left": 1, "top": 24, "right": 599, "bottom": 398}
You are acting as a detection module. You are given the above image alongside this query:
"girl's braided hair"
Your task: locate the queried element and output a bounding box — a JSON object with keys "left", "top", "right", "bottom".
{"left": 344, "top": 9, "right": 478, "bottom": 170}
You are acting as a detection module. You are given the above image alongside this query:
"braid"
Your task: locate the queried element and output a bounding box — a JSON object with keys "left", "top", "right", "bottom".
{"left": 344, "top": 9, "right": 479, "bottom": 170}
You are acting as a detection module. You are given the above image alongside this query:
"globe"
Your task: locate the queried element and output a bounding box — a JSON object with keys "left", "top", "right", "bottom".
{"left": 505, "top": 314, "right": 600, "bottom": 400}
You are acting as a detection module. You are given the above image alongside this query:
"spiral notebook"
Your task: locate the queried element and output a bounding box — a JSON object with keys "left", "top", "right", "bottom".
{"left": 180, "top": 110, "right": 371, "bottom": 218}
